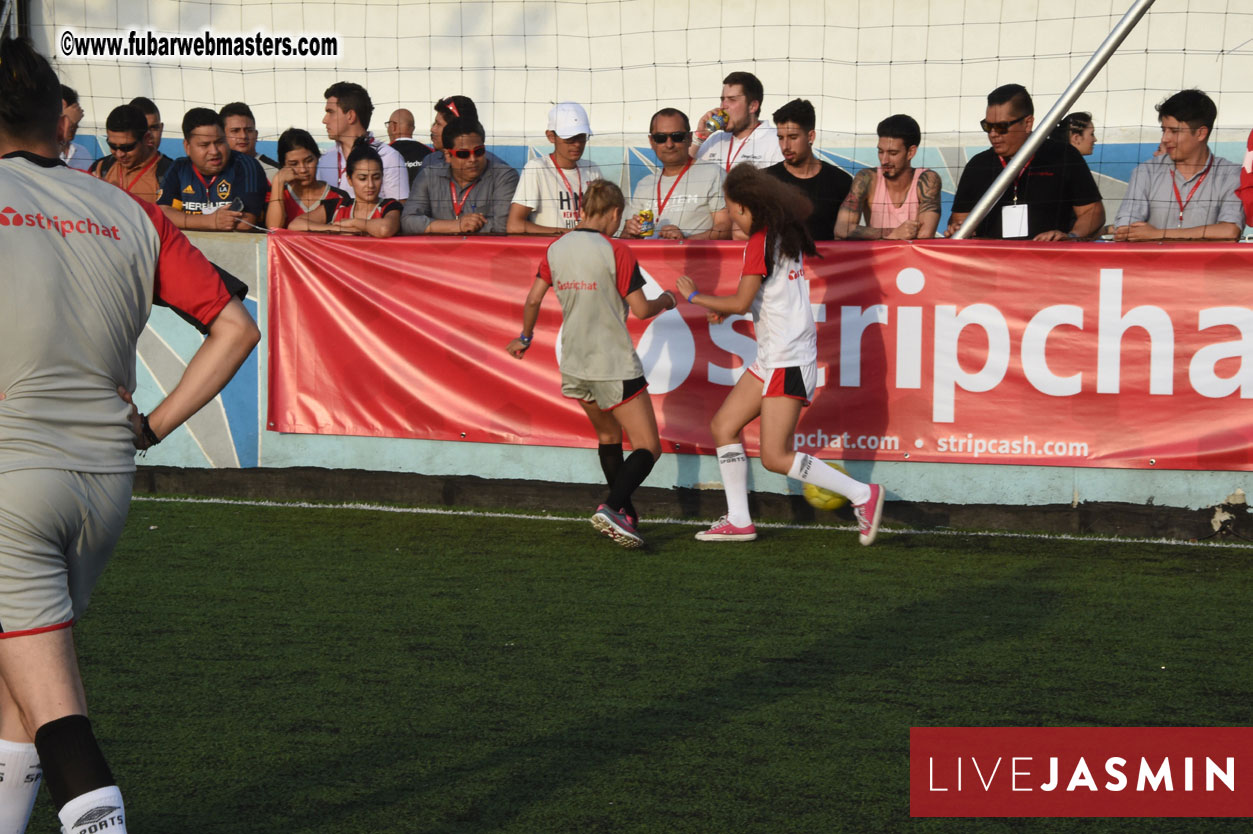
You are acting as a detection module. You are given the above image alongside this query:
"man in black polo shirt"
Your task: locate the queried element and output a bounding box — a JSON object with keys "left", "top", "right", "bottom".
{"left": 948, "top": 84, "right": 1104, "bottom": 240}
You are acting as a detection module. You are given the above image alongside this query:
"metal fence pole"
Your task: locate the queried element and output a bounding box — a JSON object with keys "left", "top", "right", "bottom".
{"left": 952, "top": 0, "right": 1157, "bottom": 239}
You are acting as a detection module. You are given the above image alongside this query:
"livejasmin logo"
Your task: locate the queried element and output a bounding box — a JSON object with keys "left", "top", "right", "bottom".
{"left": 0, "top": 206, "right": 122, "bottom": 240}
{"left": 910, "top": 727, "right": 1253, "bottom": 818}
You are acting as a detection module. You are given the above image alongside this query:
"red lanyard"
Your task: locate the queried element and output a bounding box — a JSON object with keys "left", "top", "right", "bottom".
{"left": 1171, "top": 153, "right": 1214, "bottom": 226}
{"left": 122, "top": 154, "right": 160, "bottom": 195}
{"left": 192, "top": 165, "right": 219, "bottom": 197}
{"left": 725, "top": 123, "right": 761, "bottom": 172}
{"left": 449, "top": 180, "right": 477, "bottom": 217}
{"left": 550, "top": 154, "right": 583, "bottom": 220}
{"left": 336, "top": 149, "right": 346, "bottom": 186}
{"left": 998, "top": 153, "right": 1034, "bottom": 204}
{"left": 656, "top": 159, "right": 693, "bottom": 219}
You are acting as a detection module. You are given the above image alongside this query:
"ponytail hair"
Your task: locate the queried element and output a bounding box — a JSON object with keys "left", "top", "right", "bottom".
{"left": 0, "top": 37, "right": 63, "bottom": 145}
{"left": 581, "top": 178, "right": 625, "bottom": 218}
{"left": 345, "top": 142, "right": 382, "bottom": 177}
{"left": 723, "top": 163, "right": 817, "bottom": 262}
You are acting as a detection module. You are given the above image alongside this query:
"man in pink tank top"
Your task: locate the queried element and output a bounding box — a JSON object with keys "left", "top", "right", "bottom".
{"left": 834, "top": 114, "right": 941, "bottom": 240}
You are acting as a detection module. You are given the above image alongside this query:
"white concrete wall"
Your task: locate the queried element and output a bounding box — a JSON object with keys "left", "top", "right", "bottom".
{"left": 34, "top": 0, "right": 1253, "bottom": 149}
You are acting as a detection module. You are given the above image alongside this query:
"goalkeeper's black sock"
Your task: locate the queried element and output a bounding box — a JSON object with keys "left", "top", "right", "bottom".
{"left": 606, "top": 449, "right": 656, "bottom": 515}
{"left": 598, "top": 443, "right": 637, "bottom": 518}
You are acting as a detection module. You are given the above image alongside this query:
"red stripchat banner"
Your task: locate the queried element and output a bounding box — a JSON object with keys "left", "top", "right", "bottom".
{"left": 911, "top": 727, "right": 1253, "bottom": 817}
{"left": 266, "top": 234, "right": 1253, "bottom": 470}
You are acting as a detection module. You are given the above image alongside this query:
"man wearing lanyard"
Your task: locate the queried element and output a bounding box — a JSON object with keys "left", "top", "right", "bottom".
{"left": 1114, "top": 89, "right": 1243, "bottom": 242}
{"left": 763, "top": 98, "right": 851, "bottom": 242}
{"left": 622, "top": 108, "right": 730, "bottom": 240}
{"left": 89, "top": 105, "right": 172, "bottom": 204}
{"left": 948, "top": 84, "right": 1103, "bottom": 240}
{"left": 156, "top": 108, "right": 266, "bottom": 232}
{"left": 691, "top": 72, "right": 784, "bottom": 171}
{"left": 400, "top": 117, "right": 518, "bottom": 236}
{"left": 508, "top": 102, "right": 603, "bottom": 235}
{"left": 317, "top": 81, "right": 410, "bottom": 201}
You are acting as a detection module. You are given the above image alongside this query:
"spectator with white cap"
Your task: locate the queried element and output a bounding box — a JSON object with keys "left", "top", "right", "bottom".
{"left": 508, "top": 101, "right": 604, "bottom": 235}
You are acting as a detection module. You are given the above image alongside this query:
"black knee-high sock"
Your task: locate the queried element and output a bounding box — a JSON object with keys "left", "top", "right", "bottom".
{"left": 598, "top": 443, "right": 637, "bottom": 517}
{"left": 606, "top": 449, "right": 656, "bottom": 514}
{"left": 33, "top": 715, "right": 115, "bottom": 810}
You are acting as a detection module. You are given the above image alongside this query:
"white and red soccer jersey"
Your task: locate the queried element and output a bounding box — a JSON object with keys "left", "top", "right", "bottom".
{"left": 0, "top": 151, "right": 235, "bottom": 475}
{"left": 741, "top": 227, "right": 816, "bottom": 368}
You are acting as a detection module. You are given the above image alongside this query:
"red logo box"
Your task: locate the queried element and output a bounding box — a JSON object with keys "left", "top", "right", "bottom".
{"left": 911, "top": 727, "right": 1253, "bottom": 817}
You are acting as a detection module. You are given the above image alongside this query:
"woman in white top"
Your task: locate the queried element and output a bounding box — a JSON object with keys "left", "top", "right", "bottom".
{"left": 677, "top": 164, "right": 886, "bottom": 546}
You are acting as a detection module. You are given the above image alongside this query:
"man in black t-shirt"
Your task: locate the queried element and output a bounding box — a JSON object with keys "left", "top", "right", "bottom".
{"left": 762, "top": 98, "right": 851, "bottom": 241}
{"left": 948, "top": 84, "right": 1103, "bottom": 240}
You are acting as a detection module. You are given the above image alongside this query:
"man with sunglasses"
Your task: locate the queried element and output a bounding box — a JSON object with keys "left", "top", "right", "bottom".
{"left": 623, "top": 108, "right": 729, "bottom": 240}
{"left": 1115, "top": 89, "right": 1242, "bottom": 242}
{"left": 948, "top": 84, "right": 1103, "bottom": 240}
{"left": 401, "top": 117, "right": 518, "bottom": 235}
{"left": 88, "top": 104, "right": 172, "bottom": 204}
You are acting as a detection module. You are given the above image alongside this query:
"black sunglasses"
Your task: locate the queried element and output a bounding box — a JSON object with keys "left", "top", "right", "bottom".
{"left": 108, "top": 139, "right": 140, "bottom": 152}
{"left": 979, "top": 115, "right": 1027, "bottom": 135}
{"left": 451, "top": 145, "right": 486, "bottom": 159}
{"left": 650, "top": 131, "right": 690, "bottom": 144}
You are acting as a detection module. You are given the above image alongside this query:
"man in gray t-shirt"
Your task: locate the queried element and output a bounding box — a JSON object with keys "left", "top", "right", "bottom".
{"left": 1113, "top": 89, "right": 1243, "bottom": 242}
{"left": 622, "top": 108, "right": 730, "bottom": 240}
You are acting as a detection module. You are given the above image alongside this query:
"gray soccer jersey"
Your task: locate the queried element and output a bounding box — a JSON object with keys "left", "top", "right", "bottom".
{"left": 0, "top": 152, "right": 235, "bottom": 476}
{"left": 537, "top": 229, "right": 646, "bottom": 381}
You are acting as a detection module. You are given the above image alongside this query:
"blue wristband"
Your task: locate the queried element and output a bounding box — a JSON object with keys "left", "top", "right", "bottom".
{"left": 687, "top": 291, "right": 699, "bottom": 303}
{"left": 518, "top": 332, "right": 532, "bottom": 344}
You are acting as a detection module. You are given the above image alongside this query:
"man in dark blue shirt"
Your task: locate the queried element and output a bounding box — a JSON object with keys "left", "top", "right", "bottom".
{"left": 157, "top": 108, "right": 267, "bottom": 232}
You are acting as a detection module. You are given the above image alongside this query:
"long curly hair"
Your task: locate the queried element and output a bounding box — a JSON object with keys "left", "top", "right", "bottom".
{"left": 723, "top": 163, "right": 817, "bottom": 263}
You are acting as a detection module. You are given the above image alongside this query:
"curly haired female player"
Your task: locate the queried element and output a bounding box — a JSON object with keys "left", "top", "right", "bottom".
{"left": 507, "top": 180, "right": 676, "bottom": 548}
{"left": 677, "top": 163, "right": 886, "bottom": 545}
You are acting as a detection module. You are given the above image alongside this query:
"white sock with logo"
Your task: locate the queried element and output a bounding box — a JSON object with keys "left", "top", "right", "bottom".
{"left": 788, "top": 453, "right": 871, "bottom": 506}
{"left": 57, "top": 786, "right": 126, "bottom": 834}
{"left": 0, "top": 739, "right": 41, "bottom": 834}
{"left": 716, "top": 443, "right": 752, "bottom": 526}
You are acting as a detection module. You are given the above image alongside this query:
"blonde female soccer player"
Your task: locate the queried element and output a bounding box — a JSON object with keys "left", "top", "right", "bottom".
{"left": 676, "top": 164, "right": 886, "bottom": 545}
{"left": 506, "top": 180, "right": 676, "bottom": 548}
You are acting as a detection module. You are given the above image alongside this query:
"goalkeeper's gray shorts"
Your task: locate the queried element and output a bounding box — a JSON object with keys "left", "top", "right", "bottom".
{"left": 0, "top": 469, "right": 132, "bottom": 637}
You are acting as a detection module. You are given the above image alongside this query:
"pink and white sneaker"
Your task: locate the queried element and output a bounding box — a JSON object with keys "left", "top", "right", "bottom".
{"left": 591, "top": 504, "right": 643, "bottom": 548}
{"left": 694, "top": 515, "right": 757, "bottom": 542}
{"left": 854, "top": 484, "right": 885, "bottom": 546}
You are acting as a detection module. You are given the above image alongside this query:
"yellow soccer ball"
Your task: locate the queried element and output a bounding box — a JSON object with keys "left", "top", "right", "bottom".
{"left": 802, "top": 460, "right": 851, "bottom": 511}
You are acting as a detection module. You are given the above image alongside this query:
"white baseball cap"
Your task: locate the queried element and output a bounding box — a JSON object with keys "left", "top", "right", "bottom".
{"left": 547, "top": 102, "right": 592, "bottom": 139}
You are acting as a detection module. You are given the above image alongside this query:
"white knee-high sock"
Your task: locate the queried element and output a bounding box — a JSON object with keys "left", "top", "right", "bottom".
{"left": 57, "top": 786, "right": 126, "bottom": 834}
{"left": 0, "top": 739, "right": 41, "bottom": 834}
{"left": 788, "top": 453, "right": 871, "bottom": 506}
{"left": 716, "top": 444, "right": 752, "bottom": 526}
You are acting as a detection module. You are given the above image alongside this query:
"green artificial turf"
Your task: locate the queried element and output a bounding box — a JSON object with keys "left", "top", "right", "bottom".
{"left": 25, "top": 499, "right": 1253, "bottom": 833}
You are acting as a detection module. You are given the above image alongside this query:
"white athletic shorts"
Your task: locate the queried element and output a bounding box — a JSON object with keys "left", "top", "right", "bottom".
{"left": 0, "top": 469, "right": 132, "bottom": 637}
{"left": 746, "top": 359, "right": 817, "bottom": 406}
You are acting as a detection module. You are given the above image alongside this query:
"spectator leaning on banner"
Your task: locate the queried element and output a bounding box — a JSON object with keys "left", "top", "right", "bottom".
{"left": 265, "top": 127, "right": 348, "bottom": 230}
{"left": 385, "top": 107, "right": 431, "bottom": 185}
{"left": 156, "top": 107, "right": 267, "bottom": 232}
{"left": 691, "top": 71, "right": 784, "bottom": 171}
{"left": 622, "top": 107, "right": 729, "bottom": 240}
{"left": 220, "top": 101, "right": 279, "bottom": 180}
{"left": 317, "top": 81, "right": 410, "bottom": 201}
{"left": 763, "top": 98, "right": 850, "bottom": 242}
{"left": 947, "top": 83, "right": 1104, "bottom": 240}
{"left": 834, "top": 113, "right": 941, "bottom": 240}
{"left": 1113, "top": 89, "right": 1243, "bottom": 242}
{"left": 508, "top": 102, "right": 603, "bottom": 236}
{"left": 88, "top": 104, "right": 172, "bottom": 204}
{"left": 400, "top": 117, "right": 518, "bottom": 236}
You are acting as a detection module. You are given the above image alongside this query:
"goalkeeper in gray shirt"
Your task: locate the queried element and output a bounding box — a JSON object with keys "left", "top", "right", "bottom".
{"left": 506, "top": 180, "right": 676, "bottom": 548}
